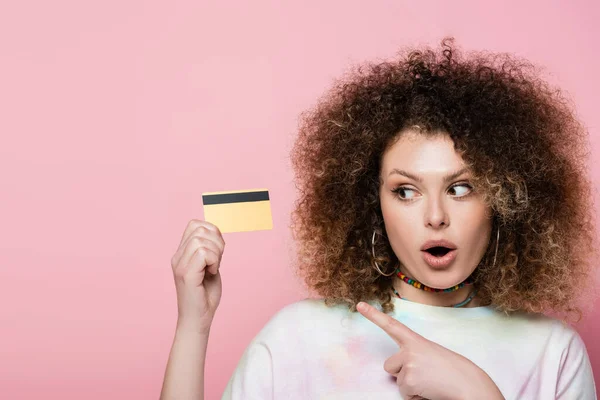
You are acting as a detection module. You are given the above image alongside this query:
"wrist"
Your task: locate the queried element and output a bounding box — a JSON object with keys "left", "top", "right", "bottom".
{"left": 176, "top": 317, "right": 212, "bottom": 337}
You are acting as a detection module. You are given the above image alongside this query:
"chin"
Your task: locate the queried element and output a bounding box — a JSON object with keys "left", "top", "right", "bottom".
{"left": 420, "top": 267, "right": 471, "bottom": 289}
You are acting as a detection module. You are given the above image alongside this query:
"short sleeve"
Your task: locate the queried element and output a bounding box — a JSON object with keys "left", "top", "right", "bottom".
{"left": 555, "top": 328, "right": 597, "bottom": 400}
{"left": 221, "top": 341, "right": 274, "bottom": 400}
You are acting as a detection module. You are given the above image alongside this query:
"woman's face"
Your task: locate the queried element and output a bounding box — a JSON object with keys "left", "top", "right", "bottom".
{"left": 379, "top": 130, "right": 493, "bottom": 289}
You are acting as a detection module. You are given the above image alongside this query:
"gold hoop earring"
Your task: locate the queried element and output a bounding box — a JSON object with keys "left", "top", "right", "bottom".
{"left": 492, "top": 226, "right": 499, "bottom": 267}
{"left": 371, "top": 226, "right": 500, "bottom": 277}
{"left": 371, "top": 229, "right": 396, "bottom": 276}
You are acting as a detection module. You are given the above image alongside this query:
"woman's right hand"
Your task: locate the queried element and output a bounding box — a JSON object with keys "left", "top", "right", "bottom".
{"left": 170, "top": 219, "right": 225, "bottom": 335}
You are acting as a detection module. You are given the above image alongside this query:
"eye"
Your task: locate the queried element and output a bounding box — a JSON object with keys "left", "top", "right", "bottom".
{"left": 391, "top": 186, "right": 419, "bottom": 201}
{"left": 448, "top": 183, "right": 473, "bottom": 197}
{"left": 392, "top": 183, "right": 473, "bottom": 202}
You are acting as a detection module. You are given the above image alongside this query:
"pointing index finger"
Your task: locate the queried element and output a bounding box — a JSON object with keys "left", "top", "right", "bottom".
{"left": 357, "top": 302, "right": 416, "bottom": 345}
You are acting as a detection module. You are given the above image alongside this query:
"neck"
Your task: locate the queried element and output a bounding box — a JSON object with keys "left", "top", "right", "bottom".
{"left": 392, "top": 273, "right": 481, "bottom": 308}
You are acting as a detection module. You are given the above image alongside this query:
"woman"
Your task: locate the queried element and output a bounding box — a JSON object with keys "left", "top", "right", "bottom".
{"left": 160, "top": 37, "right": 599, "bottom": 399}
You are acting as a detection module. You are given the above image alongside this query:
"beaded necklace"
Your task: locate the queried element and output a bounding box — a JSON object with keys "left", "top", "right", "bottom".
{"left": 391, "top": 267, "right": 478, "bottom": 308}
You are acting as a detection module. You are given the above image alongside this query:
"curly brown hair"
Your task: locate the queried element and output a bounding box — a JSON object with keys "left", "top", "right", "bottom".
{"left": 288, "top": 37, "right": 599, "bottom": 324}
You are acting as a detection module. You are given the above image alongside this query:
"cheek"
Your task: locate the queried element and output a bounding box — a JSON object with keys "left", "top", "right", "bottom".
{"left": 381, "top": 203, "right": 418, "bottom": 253}
{"left": 382, "top": 200, "right": 402, "bottom": 233}
{"left": 458, "top": 206, "right": 493, "bottom": 251}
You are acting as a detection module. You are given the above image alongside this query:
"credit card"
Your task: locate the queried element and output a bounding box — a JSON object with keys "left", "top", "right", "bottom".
{"left": 201, "top": 188, "right": 273, "bottom": 233}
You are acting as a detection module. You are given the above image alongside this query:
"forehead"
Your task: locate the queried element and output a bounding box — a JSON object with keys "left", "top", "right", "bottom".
{"left": 381, "top": 130, "right": 465, "bottom": 173}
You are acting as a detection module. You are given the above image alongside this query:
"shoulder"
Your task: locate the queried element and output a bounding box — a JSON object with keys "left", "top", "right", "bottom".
{"left": 503, "top": 310, "right": 584, "bottom": 342}
{"left": 532, "top": 316, "right": 597, "bottom": 398}
{"left": 488, "top": 309, "right": 592, "bottom": 364}
{"left": 491, "top": 309, "right": 581, "bottom": 340}
{"left": 542, "top": 317, "right": 593, "bottom": 366}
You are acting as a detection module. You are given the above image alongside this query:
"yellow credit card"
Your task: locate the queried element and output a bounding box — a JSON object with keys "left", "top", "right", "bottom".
{"left": 202, "top": 188, "right": 273, "bottom": 233}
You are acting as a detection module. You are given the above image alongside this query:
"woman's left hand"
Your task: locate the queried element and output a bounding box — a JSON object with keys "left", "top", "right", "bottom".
{"left": 357, "top": 302, "right": 505, "bottom": 400}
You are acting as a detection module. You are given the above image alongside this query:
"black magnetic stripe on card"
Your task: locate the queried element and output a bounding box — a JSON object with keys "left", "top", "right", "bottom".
{"left": 202, "top": 190, "right": 270, "bottom": 205}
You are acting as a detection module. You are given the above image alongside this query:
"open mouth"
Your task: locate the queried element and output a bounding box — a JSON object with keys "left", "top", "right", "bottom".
{"left": 424, "top": 246, "right": 452, "bottom": 257}
{"left": 421, "top": 245, "right": 457, "bottom": 268}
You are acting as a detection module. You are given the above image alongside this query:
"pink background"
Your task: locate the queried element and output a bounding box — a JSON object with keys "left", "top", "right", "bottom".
{"left": 1, "top": 1, "right": 599, "bottom": 398}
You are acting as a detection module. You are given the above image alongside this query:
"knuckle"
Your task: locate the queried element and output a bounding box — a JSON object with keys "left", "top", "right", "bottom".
{"left": 194, "top": 225, "right": 209, "bottom": 234}
{"left": 384, "top": 317, "right": 396, "bottom": 331}
{"left": 194, "top": 236, "right": 220, "bottom": 253}
{"left": 404, "top": 374, "right": 417, "bottom": 390}
{"left": 173, "top": 265, "right": 187, "bottom": 278}
{"left": 188, "top": 219, "right": 202, "bottom": 230}
{"left": 201, "top": 220, "right": 216, "bottom": 231}
{"left": 190, "top": 235, "right": 206, "bottom": 246}
{"left": 190, "top": 233, "right": 223, "bottom": 252}
{"left": 214, "top": 225, "right": 223, "bottom": 237}
{"left": 205, "top": 221, "right": 224, "bottom": 239}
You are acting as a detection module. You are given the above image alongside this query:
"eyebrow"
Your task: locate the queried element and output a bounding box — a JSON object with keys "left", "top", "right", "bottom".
{"left": 388, "top": 167, "right": 470, "bottom": 183}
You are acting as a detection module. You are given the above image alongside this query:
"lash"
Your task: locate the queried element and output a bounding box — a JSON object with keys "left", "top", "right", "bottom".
{"left": 392, "top": 183, "right": 474, "bottom": 201}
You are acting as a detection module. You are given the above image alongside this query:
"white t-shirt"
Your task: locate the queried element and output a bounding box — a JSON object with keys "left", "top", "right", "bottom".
{"left": 222, "top": 296, "right": 597, "bottom": 399}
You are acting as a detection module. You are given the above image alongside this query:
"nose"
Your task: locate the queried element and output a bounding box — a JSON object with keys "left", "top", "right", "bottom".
{"left": 424, "top": 195, "right": 449, "bottom": 229}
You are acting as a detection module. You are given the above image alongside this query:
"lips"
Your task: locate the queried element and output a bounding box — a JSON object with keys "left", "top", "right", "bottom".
{"left": 421, "top": 248, "right": 457, "bottom": 268}
{"left": 420, "top": 239, "right": 457, "bottom": 251}
{"left": 420, "top": 239, "right": 458, "bottom": 268}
